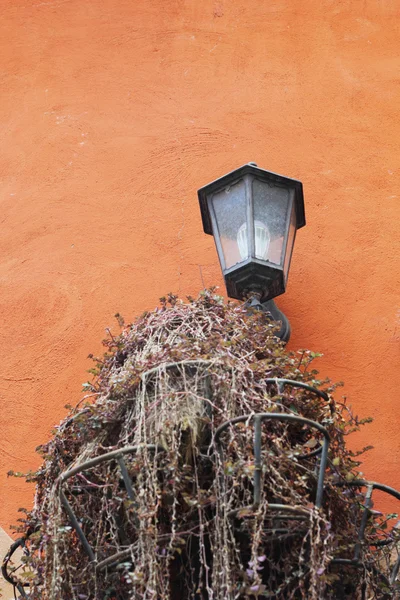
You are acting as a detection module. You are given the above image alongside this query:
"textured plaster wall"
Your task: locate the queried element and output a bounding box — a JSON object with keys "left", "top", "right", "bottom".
{"left": 0, "top": 0, "right": 399, "bottom": 530}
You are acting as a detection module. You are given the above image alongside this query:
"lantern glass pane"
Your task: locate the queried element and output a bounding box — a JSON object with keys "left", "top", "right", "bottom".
{"left": 252, "top": 179, "right": 291, "bottom": 266}
{"left": 284, "top": 200, "right": 296, "bottom": 280}
{"left": 211, "top": 179, "right": 248, "bottom": 269}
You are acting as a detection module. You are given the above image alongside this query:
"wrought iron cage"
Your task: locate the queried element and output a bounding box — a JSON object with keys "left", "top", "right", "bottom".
{"left": 3, "top": 378, "right": 400, "bottom": 598}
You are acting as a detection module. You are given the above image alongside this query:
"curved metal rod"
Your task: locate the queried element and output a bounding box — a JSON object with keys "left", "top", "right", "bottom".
{"left": 96, "top": 548, "right": 133, "bottom": 572}
{"left": 334, "top": 480, "right": 400, "bottom": 545}
{"left": 333, "top": 479, "right": 400, "bottom": 501}
{"left": 60, "top": 443, "right": 166, "bottom": 483}
{"left": 265, "top": 379, "right": 330, "bottom": 458}
{"left": 140, "top": 359, "right": 215, "bottom": 383}
{"left": 59, "top": 444, "right": 166, "bottom": 563}
{"left": 331, "top": 479, "right": 400, "bottom": 583}
{"left": 214, "top": 413, "right": 330, "bottom": 509}
{"left": 264, "top": 378, "right": 330, "bottom": 402}
{"left": 214, "top": 413, "right": 330, "bottom": 444}
{"left": 1, "top": 537, "right": 29, "bottom": 598}
{"left": 334, "top": 479, "right": 400, "bottom": 546}
{"left": 229, "top": 503, "right": 311, "bottom": 519}
{"left": 330, "top": 558, "right": 362, "bottom": 567}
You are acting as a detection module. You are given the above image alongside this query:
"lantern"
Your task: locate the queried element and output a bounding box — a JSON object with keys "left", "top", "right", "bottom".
{"left": 198, "top": 163, "right": 305, "bottom": 302}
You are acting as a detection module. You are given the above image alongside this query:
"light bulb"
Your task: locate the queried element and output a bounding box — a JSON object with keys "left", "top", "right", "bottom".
{"left": 237, "top": 221, "right": 270, "bottom": 261}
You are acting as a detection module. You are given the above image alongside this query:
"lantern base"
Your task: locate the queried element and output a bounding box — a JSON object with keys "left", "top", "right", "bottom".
{"left": 224, "top": 258, "right": 286, "bottom": 303}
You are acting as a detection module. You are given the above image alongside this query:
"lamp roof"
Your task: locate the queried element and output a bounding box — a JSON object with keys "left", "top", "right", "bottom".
{"left": 198, "top": 163, "right": 306, "bottom": 235}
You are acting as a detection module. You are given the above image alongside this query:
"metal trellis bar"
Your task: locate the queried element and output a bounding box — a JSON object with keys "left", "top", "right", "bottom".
{"left": 214, "top": 411, "right": 330, "bottom": 510}
{"left": 331, "top": 479, "right": 400, "bottom": 583}
{"left": 59, "top": 443, "right": 166, "bottom": 565}
{"left": 1, "top": 538, "right": 29, "bottom": 598}
{"left": 4, "top": 377, "right": 400, "bottom": 596}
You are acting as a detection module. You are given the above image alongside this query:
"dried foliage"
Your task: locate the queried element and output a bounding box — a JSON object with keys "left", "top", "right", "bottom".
{"left": 10, "top": 290, "right": 400, "bottom": 599}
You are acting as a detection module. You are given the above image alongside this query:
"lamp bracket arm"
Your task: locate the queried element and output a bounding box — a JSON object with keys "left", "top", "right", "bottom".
{"left": 245, "top": 297, "right": 291, "bottom": 344}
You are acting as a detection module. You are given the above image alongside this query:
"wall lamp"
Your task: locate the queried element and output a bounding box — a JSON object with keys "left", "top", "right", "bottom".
{"left": 198, "top": 163, "right": 305, "bottom": 342}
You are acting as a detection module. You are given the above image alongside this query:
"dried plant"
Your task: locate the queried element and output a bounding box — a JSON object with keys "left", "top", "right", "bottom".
{"left": 9, "top": 290, "right": 400, "bottom": 599}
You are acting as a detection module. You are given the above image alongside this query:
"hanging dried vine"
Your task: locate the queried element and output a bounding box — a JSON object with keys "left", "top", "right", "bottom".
{"left": 9, "top": 290, "right": 400, "bottom": 599}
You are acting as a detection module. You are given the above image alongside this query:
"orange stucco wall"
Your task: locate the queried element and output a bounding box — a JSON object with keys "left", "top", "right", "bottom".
{"left": 1, "top": 0, "right": 399, "bottom": 529}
